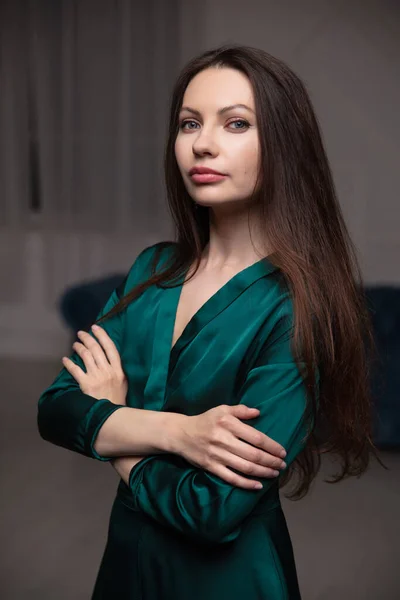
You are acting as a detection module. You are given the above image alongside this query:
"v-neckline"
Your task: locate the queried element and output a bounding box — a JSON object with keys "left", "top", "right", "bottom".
{"left": 169, "top": 254, "right": 277, "bottom": 360}
{"left": 142, "top": 246, "right": 278, "bottom": 411}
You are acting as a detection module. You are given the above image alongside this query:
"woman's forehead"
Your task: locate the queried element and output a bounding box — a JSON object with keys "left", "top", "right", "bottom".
{"left": 182, "top": 67, "right": 255, "bottom": 111}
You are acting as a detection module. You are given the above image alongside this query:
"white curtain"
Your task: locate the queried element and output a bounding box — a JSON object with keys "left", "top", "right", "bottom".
{"left": 0, "top": 0, "right": 180, "bottom": 235}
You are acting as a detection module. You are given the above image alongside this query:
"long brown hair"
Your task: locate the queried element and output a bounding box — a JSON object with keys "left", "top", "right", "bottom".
{"left": 97, "top": 44, "right": 383, "bottom": 499}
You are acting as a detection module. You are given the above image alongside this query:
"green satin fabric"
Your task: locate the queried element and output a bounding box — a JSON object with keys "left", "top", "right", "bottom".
{"left": 38, "top": 242, "right": 312, "bottom": 599}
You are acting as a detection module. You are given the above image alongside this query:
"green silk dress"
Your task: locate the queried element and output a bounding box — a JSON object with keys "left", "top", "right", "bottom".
{"left": 38, "top": 241, "right": 313, "bottom": 599}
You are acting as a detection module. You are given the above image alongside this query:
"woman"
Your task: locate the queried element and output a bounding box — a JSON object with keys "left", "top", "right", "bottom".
{"left": 37, "top": 45, "right": 378, "bottom": 599}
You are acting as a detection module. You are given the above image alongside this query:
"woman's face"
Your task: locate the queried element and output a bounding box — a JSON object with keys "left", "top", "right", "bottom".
{"left": 175, "top": 67, "right": 259, "bottom": 210}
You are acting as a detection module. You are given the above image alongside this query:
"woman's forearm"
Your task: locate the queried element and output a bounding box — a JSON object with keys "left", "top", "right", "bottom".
{"left": 111, "top": 455, "right": 144, "bottom": 484}
{"left": 93, "top": 406, "right": 187, "bottom": 458}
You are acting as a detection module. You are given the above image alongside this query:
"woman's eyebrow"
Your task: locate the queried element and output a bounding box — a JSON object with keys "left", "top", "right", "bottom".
{"left": 179, "top": 103, "right": 255, "bottom": 116}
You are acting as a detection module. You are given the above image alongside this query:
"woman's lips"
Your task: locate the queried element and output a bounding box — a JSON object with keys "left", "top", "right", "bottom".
{"left": 190, "top": 173, "right": 227, "bottom": 184}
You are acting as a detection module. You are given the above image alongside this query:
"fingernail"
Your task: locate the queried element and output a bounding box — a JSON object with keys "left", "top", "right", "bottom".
{"left": 273, "top": 470, "right": 280, "bottom": 477}
{"left": 281, "top": 462, "right": 287, "bottom": 469}
{"left": 254, "top": 482, "right": 263, "bottom": 489}
{"left": 280, "top": 450, "right": 287, "bottom": 458}
{"left": 92, "top": 324, "right": 98, "bottom": 330}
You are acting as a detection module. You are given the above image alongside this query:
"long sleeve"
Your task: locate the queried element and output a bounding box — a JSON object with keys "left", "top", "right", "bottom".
{"left": 128, "top": 316, "right": 318, "bottom": 544}
{"left": 37, "top": 244, "right": 156, "bottom": 460}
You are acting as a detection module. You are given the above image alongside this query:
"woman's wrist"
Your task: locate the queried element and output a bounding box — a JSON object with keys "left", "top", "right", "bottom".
{"left": 162, "top": 412, "right": 190, "bottom": 455}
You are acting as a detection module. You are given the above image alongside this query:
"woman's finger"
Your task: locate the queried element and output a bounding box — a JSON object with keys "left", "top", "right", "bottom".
{"left": 228, "top": 416, "right": 286, "bottom": 459}
{"left": 76, "top": 330, "right": 109, "bottom": 369}
{"left": 91, "top": 325, "right": 121, "bottom": 368}
{"left": 221, "top": 433, "right": 286, "bottom": 471}
{"left": 62, "top": 356, "right": 86, "bottom": 386}
{"left": 209, "top": 463, "right": 263, "bottom": 490}
{"left": 217, "top": 448, "right": 281, "bottom": 479}
{"left": 72, "top": 341, "right": 97, "bottom": 374}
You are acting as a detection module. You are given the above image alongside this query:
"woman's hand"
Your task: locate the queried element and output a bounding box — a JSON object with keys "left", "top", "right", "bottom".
{"left": 175, "top": 404, "right": 287, "bottom": 490}
{"left": 62, "top": 324, "right": 128, "bottom": 405}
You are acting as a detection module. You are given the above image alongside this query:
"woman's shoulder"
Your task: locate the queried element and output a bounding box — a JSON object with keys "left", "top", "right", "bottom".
{"left": 123, "top": 240, "right": 177, "bottom": 291}
{"left": 260, "top": 269, "right": 293, "bottom": 320}
{"left": 252, "top": 275, "right": 295, "bottom": 349}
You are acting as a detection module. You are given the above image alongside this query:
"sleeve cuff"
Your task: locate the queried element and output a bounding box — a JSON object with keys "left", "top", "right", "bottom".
{"left": 85, "top": 400, "right": 126, "bottom": 461}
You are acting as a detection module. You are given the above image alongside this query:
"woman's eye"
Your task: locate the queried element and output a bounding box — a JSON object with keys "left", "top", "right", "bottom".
{"left": 179, "top": 119, "right": 250, "bottom": 131}
{"left": 180, "top": 120, "right": 199, "bottom": 130}
{"left": 227, "top": 119, "right": 250, "bottom": 131}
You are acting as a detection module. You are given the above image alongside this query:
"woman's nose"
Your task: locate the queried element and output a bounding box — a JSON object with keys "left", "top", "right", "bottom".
{"left": 192, "top": 131, "right": 219, "bottom": 157}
